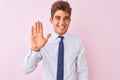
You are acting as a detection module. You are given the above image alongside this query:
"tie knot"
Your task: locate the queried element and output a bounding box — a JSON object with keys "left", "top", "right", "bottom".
{"left": 58, "top": 36, "right": 64, "bottom": 41}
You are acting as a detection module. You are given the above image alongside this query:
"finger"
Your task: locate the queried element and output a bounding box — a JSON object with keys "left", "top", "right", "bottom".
{"left": 45, "top": 33, "right": 51, "bottom": 41}
{"left": 39, "top": 22, "right": 44, "bottom": 37}
{"left": 31, "top": 26, "right": 34, "bottom": 35}
{"left": 37, "top": 21, "right": 40, "bottom": 33}
{"left": 39, "top": 22, "right": 43, "bottom": 33}
{"left": 34, "top": 22, "right": 37, "bottom": 33}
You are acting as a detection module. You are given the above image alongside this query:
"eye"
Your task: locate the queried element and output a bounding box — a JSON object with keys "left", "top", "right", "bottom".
{"left": 55, "top": 16, "right": 60, "bottom": 20}
{"left": 64, "top": 16, "right": 70, "bottom": 21}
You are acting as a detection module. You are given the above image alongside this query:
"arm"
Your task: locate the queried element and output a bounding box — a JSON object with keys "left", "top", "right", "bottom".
{"left": 77, "top": 46, "right": 88, "bottom": 80}
{"left": 22, "top": 21, "right": 51, "bottom": 74}
{"left": 22, "top": 50, "right": 42, "bottom": 74}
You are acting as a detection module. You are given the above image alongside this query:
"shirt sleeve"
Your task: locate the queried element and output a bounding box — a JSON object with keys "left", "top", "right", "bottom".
{"left": 77, "top": 44, "right": 89, "bottom": 80}
{"left": 22, "top": 49, "right": 43, "bottom": 74}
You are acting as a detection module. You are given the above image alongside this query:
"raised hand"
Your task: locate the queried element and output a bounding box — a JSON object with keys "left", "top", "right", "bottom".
{"left": 30, "top": 21, "right": 51, "bottom": 52}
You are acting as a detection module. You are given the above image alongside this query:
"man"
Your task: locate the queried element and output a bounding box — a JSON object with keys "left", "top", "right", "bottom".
{"left": 23, "top": 1, "right": 88, "bottom": 80}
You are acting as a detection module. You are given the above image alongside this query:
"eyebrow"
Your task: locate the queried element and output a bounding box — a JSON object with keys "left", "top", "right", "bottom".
{"left": 54, "top": 15, "right": 70, "bottom": 19}
{"left": 55, "top": 15, "right": 60, "bottom": 18}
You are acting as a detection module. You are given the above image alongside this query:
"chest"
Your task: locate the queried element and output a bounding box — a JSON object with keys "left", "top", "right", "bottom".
{"left": 42, "top": 42, "right": 79, "bottom": 62}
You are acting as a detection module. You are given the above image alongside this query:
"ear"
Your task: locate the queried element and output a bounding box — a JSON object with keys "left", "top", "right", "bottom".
{"left": 49, "top": 17, "right": 53, "bottom": 24}
{"left": 69, "top": 18, "right": 71, "bottom": 22}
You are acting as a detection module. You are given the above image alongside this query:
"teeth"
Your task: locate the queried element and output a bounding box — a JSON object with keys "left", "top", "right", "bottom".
{"left": 59, "top": 25, "right": 65, "bottom": 29}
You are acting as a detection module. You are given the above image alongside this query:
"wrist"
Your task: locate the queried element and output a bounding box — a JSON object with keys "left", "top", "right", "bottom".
{"left": 31, "top": 47, "right": 40, "bottom": 52}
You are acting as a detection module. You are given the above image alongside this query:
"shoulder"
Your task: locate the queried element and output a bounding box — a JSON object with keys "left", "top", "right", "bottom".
{"left": 65, "top": 33, "right": 85, "bottom": 51}
{"left": 65, "top": 33, "right": 83, "bottom": 44}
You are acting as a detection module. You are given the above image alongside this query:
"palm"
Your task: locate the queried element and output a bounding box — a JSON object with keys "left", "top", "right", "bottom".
{"left": 31, "top": 33, "right": 45, "bottom": 50}
{"left": 30, "top": 21, "right": 51, "bottom": 51}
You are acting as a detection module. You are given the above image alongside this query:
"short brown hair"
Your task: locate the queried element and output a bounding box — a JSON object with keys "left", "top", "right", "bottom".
{"left": 51, "top": 1, "right": 72, "bottom": 18}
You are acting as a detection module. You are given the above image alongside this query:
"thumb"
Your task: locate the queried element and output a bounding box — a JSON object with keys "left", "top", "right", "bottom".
{"left": 45, "top": 33, "right": 51, "bottom": 41}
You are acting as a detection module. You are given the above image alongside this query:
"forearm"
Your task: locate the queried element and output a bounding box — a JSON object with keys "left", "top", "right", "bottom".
{"left": 78, "top": 66, "right": 88, "bottom": 80}
{"left": 22, "top": 50, "right": 42, "bottom": 74}
{"left": 77, "top": 46, "right": 89, "bottom": 80}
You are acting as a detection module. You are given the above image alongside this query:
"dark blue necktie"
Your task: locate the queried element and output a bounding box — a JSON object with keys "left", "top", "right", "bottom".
{"left": 57, "top": 36, "right": 64, "bottom": 80}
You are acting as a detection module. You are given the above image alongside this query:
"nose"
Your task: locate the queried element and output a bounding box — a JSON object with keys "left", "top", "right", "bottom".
{"left": 59, "top": 19, "right": 65, "bottom": 25}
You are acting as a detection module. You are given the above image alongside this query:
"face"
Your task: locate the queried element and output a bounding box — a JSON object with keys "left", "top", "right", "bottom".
{"left": 50, "top": 10, "right": 71, "bottom": 35}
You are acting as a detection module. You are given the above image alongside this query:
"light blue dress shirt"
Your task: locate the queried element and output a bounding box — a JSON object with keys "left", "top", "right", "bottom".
{"left": 22, "top": 32, "right": 88, "bottom": 80}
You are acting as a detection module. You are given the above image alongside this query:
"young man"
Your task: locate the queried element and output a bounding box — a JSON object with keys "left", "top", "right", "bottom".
{"left": 23, "top": 1, "right": 88, "bottom": 80}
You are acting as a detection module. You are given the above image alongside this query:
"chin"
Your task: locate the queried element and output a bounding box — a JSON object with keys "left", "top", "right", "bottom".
{"left": 59, "top": 32, "right": 66, "bottom": 35}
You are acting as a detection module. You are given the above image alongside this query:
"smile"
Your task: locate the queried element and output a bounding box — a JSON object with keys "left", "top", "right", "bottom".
{"left": 58, "top": 25, "right": 66, "bottom": 30}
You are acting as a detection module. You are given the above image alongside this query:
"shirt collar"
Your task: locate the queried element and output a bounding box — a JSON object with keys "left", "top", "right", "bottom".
{"left": 51, "top": 32, "right": 68, "bottom": 41}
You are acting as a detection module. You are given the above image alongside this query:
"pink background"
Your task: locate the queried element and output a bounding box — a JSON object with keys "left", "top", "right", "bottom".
{"left": 0, "top": 0, "right": 120, "bottom": 80}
